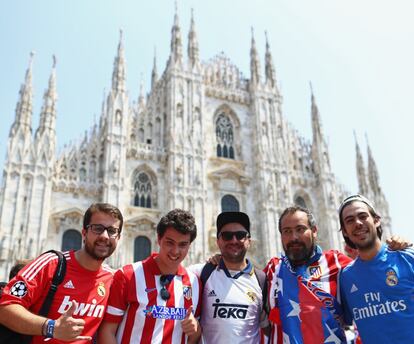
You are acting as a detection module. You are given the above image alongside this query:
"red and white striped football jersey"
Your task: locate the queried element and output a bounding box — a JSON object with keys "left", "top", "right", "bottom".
{"left": 0, "top": 250, "right": 114, "bottom": 344}
{"left": 105, "top": 253, "right": 201, "bottom": 343}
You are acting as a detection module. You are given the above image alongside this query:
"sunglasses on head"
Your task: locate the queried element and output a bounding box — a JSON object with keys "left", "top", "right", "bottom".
{"left": 159, "top": 275, "right": 173, "bottom": 301}
{"left": 219, "top": 231, "right": 250, "bottom": 241}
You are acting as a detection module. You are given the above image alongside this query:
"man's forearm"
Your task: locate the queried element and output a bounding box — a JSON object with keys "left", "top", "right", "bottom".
{"left": 0, "top": 304, "right": 45, "bottom": 335}
{"left": 187, "top": 323, "right": 201, "bottom": 344}
{"left": 98, "top": 321, "right": 119, "bottom": 344}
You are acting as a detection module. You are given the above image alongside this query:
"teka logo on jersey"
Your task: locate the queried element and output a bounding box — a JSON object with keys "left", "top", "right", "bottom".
{"left": 58, "top": 296, "right": 105, "bottom": 318}
{"left": 212, "top": 299, "right": 249, "bottom": 319}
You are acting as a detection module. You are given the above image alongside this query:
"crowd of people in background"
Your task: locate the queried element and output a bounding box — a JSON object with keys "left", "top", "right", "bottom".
{"left": 0, "top": 194, "right": 412, "bottom": 343}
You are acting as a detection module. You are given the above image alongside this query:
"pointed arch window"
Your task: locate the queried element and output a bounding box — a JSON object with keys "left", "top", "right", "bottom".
{"left": 221, "top": 194, "right": 240, "bottom": 212}
{"left": 62, "top": 229, "right": 82, "bottom": 251}
{"left": 134, "top": 236, "right": 151, "bottom": 262}
{"left": 294, "top": 196, "right": 307, "bottom": 208}
{"left": 216, "top": 114, "right": 235, "bottom": 159}
{"left": 134, "top": 172, "right": 152, "bottom": 208}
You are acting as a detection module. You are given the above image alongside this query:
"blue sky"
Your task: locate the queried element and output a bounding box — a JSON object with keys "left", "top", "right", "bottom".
{"left": 1, "top": 0, "right": 413, "bottom": 242}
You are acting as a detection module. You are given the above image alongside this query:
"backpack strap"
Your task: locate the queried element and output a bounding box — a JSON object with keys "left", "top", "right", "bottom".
{"left": 38, "top": 250, "right": 67, "bottom": 317}
{"left": 200, "top": 262, "right": 216, "bottom": 288}
{"left": 253, "top": 268, "right": 269, "bottom": 314}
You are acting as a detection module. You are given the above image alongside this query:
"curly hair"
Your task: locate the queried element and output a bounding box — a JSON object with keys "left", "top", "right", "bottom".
{"left": 157, "top": 209, "right": 197, "bottom": 242}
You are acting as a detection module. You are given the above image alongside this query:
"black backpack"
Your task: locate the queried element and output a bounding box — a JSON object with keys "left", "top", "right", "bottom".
{"left": 200, "top": 262, "right": 268, "bottom": 313}
{"left": 0, "top": 250, "right": 67, "bottom": 344}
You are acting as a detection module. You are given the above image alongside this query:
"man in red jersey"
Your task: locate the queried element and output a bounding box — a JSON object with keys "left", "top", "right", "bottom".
{"left": 0, "top": 203, "right": 123, "bottom": 343}
{"left": 99, "top": 208, "right": 201, "bottom": 344}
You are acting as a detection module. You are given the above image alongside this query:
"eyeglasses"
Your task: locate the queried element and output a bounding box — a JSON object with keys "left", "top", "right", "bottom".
{"left": 86, "top": 224, "right": 120, "bottom": 238}
{"left": 219, "top": 231, "right": 250, "bottom": 241}
{"left": 160, "top": 275, "right": 172, "bottom": 301}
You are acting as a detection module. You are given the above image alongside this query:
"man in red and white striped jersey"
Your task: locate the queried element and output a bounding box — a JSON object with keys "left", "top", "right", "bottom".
{"left": 99, "top": 208, "right": 201, "bottom": 344}
{"left": 0, "top": 203, "right": 123, "bottom": 343}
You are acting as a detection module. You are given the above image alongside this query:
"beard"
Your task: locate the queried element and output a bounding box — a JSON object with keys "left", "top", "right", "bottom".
{"left": 351, "top": 230, "right": 378, "bottom": 252}
{"left": 221, "top": 243, "right": 247, "bottom": 264}
{"left": 84, "top": 239, "right": 115, "bottom": 261}
{"left": 284, "top": 239, "right": 314, "bottom": 266}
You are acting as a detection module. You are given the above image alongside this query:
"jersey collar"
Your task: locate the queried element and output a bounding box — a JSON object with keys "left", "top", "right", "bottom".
{"left": 219, "top": 258, "right": 253, "bottom": 279}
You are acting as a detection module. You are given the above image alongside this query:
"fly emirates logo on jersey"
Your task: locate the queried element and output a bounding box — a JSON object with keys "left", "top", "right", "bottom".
{"left": 57, "top": 296, "right": 105, "bottom": 318}
{"left": 352, "top": 292, "right": 407, "bottom": 321}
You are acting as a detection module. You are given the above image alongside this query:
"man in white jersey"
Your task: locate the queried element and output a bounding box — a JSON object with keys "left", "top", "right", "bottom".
{"left": 191, "top": 212, "right": 268, "bottom": 343}
{"left": 99, "top": 209, "right": 201, "bottom": 344}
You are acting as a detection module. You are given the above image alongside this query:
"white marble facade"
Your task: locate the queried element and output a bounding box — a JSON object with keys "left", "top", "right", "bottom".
{"left": 0, "top": 12, "right": 391, "bottom": 280}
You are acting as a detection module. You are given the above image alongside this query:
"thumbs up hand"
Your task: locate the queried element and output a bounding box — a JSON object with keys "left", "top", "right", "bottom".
{"left": 53, "top": 300, "right": 92, "bottom": 341}
{"left": 181, "top": 305, "right": 201, "bottom": 343}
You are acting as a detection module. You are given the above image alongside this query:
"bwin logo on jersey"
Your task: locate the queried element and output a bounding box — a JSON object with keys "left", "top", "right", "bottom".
{"left": 212, "top": 299, "right": 249, "bottom": 319}
{"left": 58, "top": 296, "right": 105, "bottom": 318}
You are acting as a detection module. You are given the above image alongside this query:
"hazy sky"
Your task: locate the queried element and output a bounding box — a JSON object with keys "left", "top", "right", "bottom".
{"left": 1, "top": 0, "right": 413, "bottom": 241}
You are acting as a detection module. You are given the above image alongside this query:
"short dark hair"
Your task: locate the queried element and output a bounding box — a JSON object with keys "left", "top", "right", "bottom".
{"left": 157, "top": 209, "right": 197, "bottom": 242}
{"left": 9, "top": 259, "right": 32, "bottom": 281}
{"left": 279, "top": 206, "right": 317, "bottom": 232}
{"left": 83, "top": 203, "right": 124, "bottom": 234}
{"left": 338, "top": 195, "right": 382, "bottom": 249}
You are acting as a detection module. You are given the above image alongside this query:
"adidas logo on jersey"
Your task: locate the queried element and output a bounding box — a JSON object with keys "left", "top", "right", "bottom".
{"left": 64, "top": 280, "right": 75, "bottom": 289}
{"left": 207, "top": 289, "right": 217, "bottom": 297}
{"left": 350, "top": 284, "right": 358, "bottom": 293}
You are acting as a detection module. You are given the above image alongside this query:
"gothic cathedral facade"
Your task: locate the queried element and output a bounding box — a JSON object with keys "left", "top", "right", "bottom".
{"left": 0, "top": 12, "right": 391, "bottom": 279}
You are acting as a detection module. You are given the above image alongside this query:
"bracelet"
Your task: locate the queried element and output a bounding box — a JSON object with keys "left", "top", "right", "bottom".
{"left": 45, "top": 319, "right": 55, "bottom": 339}
{"left": 41, "top": 318, "right": 48, "bottom": 336}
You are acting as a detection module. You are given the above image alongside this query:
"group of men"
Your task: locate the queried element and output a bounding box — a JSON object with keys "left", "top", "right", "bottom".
{"left": 0, "top": 194, "right": 412, "bottom": 343}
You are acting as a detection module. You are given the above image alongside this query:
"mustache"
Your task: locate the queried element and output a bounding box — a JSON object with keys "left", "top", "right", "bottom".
{"left": 286, "top": 241, "right": 305, "bottom": 249}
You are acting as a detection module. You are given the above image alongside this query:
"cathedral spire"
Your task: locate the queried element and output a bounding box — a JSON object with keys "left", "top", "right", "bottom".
{"left": 151, "top": 47, "right": 158, "bottom": 88}
{"left": 111, "top": 29, "right": 126, "bottom": 94}
{"left": 264, "top": 31, "right": 276, "bottom": 88}
{"left": 366, "top": 133, "right": 381, "bottom": 195}
{"left": 310, "top": 84, "right": 331, "bottom": 172}
{"left": 138, "top": 74, "right": 145, "bottom": 109}
{"left": 250, "top": 28, "right": 261, "bottom": 85}
{"left": 11, "top": 51, "right": 34, "bottom": 136}
{"left": 187, "top": 8, "right": 199, "bottom": 68}
{"left": 168, "top": 2, "right": 183, "bottom": 67}
{"left": 310, "top": 83, "right": 323, "bottom": 140}
{"left": 354, "top": 131, "right": 369, "bottom": 195}
{"left": 36, "top": 55, "right": 57, "bottom": 136}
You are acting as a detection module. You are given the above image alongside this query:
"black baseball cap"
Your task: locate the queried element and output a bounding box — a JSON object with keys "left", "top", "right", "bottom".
{"left": 216, "top": 212, "right": 250, "bottom": 237}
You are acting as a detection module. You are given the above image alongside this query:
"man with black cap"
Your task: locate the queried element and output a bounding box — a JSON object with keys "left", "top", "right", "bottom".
{"left": 190, "top": 211, "right": 268, "bottom": 343}
{"left": 339, "top": 194, "right": 414, "bottom": 344}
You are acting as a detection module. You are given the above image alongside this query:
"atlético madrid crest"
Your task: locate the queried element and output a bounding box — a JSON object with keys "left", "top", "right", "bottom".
{"left": 183, "top": 285, "right": 192, "bottom": 300}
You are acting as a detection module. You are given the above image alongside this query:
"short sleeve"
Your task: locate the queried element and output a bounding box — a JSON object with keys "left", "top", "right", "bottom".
{"left": 0, "top": 252, "right": 58, "bottom": 311}
{"left": 104, "top": 268, "right": 128, "bottom": 323}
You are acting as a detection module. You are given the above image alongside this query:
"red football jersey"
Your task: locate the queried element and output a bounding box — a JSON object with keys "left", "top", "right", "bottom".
{"left": 105, "top": 253, "right": 201, "bottom": 343}
{"left": 0, "top": 250, "right": 114, "bottom": 343}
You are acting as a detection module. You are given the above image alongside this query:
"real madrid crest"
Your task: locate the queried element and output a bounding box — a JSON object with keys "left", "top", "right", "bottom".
{"left": 386, "top": 269, "right": 398, "bottom": 287}
{"left": 97, "top": 282, "right": 106, "bottom": 296}
{"left": 246, "top": 289, "right": 257, "bottom": 303}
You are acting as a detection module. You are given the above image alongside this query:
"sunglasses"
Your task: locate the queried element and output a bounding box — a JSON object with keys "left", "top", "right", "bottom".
{"left": 160, "top": 275, "right": 172, "bottom": 301}
{"left": 86, "top": 224, "right": 119, "bottom": 238}
{"left": 219, "top": 231, "right": 250, "bottom": 241}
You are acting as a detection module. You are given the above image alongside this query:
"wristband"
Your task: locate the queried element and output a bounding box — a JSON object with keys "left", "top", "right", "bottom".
{"left": 45, "top": 319, "right": 55, "bottom": 339}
